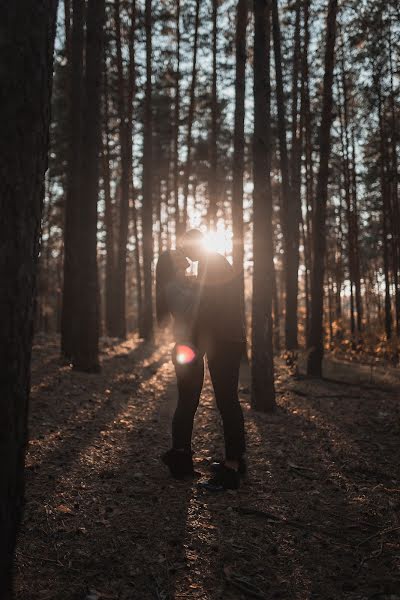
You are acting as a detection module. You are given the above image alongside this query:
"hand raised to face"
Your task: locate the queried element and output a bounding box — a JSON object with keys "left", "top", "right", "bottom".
{"left": 170, "top": 250, "right": 190, "bottom": 276}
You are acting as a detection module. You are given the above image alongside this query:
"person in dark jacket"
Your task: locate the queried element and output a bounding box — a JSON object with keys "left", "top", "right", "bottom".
{"left": 157, "top": 231, "right": 247, "bottom": 491}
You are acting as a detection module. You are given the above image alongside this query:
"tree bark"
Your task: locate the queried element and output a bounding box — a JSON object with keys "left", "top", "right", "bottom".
{"left": 142, "top": 0, "right": 154, "bottom": 340}
{"left": 251, "top": 0, "right": 276, "bottom": 412}
{"left": 208, "top": 0, "right": 218, "bottom": 229}
{"left": 73, "top": 0, "right": 105, "bottom": 371}
{"left": 181, "top": 0, "right": 201, "bottom": 234}
{"left": 271, "top": 0, "right": 297, "bottom": 350}
{"left": 61, "top": 0, "right": 85, "bottom": 359}
{"left": 306, "top": 0, "right": 338, "bottom": 377}
{"left": 232, "top": 0, "right": 248, "bottom": 353}
{"left": 173, "top": 0, "right": 181, "bottom": 239}
{"left": 0, "top": 1, "right": 58, "bottom": 595}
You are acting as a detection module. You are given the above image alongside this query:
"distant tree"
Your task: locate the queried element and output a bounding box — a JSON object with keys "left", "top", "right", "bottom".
{"left": 251, "top": 0, "right": 276, "bottom": 412}
{"left": 181, "top": 0, "right": 201, "bottom": 234}
{"left": 142, "top": 0, "right": 154, "bottom": 340}
{"left": 231, "top": 0, "right": 248, "bottom": 342}
{"left": 73, "top": 0, "right": 105, "bottom": 371}
{"left": 61, "top": 0, "right": 85, "bottom": 359}
{"left": 307, "top": 0, "right": 339, "bottom": 376}
{"left": 0, "top": 1, "right": 58, "bottom": 595}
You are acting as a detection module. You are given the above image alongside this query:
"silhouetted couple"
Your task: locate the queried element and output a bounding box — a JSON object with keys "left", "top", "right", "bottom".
{"left": 156, "top": 229, "right": 246, "bottom": 491}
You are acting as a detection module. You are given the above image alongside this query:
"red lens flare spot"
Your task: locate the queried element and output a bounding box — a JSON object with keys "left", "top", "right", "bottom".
{"left": 175, "top": 344, "right": 196, "bottom": 365}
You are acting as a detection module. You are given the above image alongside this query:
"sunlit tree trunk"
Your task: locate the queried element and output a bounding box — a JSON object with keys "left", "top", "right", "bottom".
{"left": 307, "top": 0, "right": 338, "bottom": 377}
{"left": 142, "top": 0, "right": 154, "bottom": 340}
{"left": 73, "top": 0, "right": 105, "bottom": 371}
{"left": 251, "top": 0, "right": 276, "bottom": 412}
{"left": 0, "top": 1, "right": 57, "bottom": 594}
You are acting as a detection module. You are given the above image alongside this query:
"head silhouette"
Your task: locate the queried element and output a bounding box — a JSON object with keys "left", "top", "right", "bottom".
{"left": 180, "top": 229, "right": 205, "bottom": 261}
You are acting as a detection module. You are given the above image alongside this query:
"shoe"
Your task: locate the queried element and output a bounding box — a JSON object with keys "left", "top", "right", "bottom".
{"left": 161, "top": 448, "right": 195, "bottom": 479}
{"left": 199, "top": 464, "right": 241, "bottom": 492}
{"left": 210, "top": 457, "right": 247, "bottom": 477}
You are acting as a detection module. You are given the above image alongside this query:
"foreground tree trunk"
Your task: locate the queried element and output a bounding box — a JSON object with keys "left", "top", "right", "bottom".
{"left": 142, "top": 0, "right": 154, "bottom": 340}
{"left": 61, "top": 0, "right": 84, "bottom": 359}
{"left": 307, "top": 0, "right": 338, "bottom": 376}
{"left": 232, "top": 0, "right": 248, "bottom": 349}
{"left": 0, "top": 2, "right": 58, "bottom": 595}
{"left": 251, "top": 0, "right": 276, "bottom": 412}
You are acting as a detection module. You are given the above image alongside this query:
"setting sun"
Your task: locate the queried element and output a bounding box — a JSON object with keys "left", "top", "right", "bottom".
{"left": 202, "top": 230, "right": 232, "bottom": 256}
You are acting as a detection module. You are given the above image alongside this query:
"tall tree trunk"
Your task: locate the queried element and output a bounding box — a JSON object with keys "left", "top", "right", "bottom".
{"left": 271, "top": 0, "right": 297, "bottom": 350}
{"left": 173, "top": 0, "right": 181, "bottom": 239}
{"left": 114, "top": 0, "right": 130, "bottom": 338}
{"left": 102, "top": 71, "right": 117, "bottom": 336}
{"left": 181, "top": 0, "right": 200, "bottom": 234}
{"left": 251, "top": 0, "right": 276, "bottom": 412}
{"left": 378, "top": 83, "right": 392, "bottom": 340}
{"left": 0, "top": 2, "right": 58, "bottom": 595}
{"left": 301, "top": 0, "right": 313, "bottom": 340}
{"left": 232, "top": 0, "right": 248, "bottom": 352}
{"left": 142, "top": 0, "right": 154, "bottom": 340}
{"left": 287, "top": 0, "right": 302, "bottom": 350}
{"left": 350, "top": 126, "right": 362, "bottom": 336}
{"left": 126, "top": 0, "right": 143, "bottom": 334}
{"left": 388, "top": 22, "right": 400, "bottom": 335}
{"left": 73, "top": 0, "right": 105, "bottom": 371}
{"left": 306, "top": 0, "right": 338, "bottom": 377}
{"left": 61, "top": 0, "right": 85, "bottom": 359}
{"left": 208, "top": 0, "right": 218, "bottom": 229}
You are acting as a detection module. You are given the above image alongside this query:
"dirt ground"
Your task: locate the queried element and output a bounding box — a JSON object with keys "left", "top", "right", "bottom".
{"left": 15, "top": 335, "right": 400, "bottom": 600}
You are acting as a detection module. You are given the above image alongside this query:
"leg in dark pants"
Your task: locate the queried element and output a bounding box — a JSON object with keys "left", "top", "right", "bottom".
{"left": 207, "top": 341, "right": 246, "bottom": 461}
{"left": 172, "top": 356, "right": 204, "bottom": 451}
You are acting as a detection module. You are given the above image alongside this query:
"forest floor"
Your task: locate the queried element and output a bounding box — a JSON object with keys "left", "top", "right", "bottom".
{"left": 16, "top": 335, "right": 400, "bottom": 600}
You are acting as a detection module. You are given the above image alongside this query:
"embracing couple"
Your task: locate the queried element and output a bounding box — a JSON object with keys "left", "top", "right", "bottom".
{"left": 156, "top": 229, "right": 247, "bottom": 492}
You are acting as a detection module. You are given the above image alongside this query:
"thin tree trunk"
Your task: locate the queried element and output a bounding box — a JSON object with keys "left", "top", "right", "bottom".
{"left": 61, "top": 0, "right": 85, "bottom": 359}
{"left": 102, "top": 54, "right": 118, "bottom": 337}
{"left": 287, "top": 0, "right": 302, "bottom": 350}
{"left": 181, "top": 0, "right": 201, "bottom": 234}
{"left": 378, "top": 83, "right": 392, "bottom": 340}
{"left": 73, "top": 0, "right": 105, "bottom": 371}
{"left": 306, "top": 0, "right": 338, "bottom": 377}
{"left": 271, "top": 0, "right": 297, "bottom": 350}
{"left": 0, "top": 2, "right": 57, "bottom": 594}
{"left": 251, "top": 0, "right": 276, "bottom": 412}
{"left": 114, "top": 0, "right": 130, "bottom": 338}
{"left": 388, "top": 22, "right": 400, "bottom": 335}
{"left": 232, "top": 0, "right": 248, "bottom": 354}
{"left": 142, "top": 0, "right": 154, "bottom": 340}
{"left": 126, "top": 0, "right": 143, "bottom": 333}
{"left": 208, "top": 0, "right": 218, "bottom": 229}
{"left": 173, "top": 0, "right": 181, "bottom": 240}
{"left": 350, "top": 126, "right": 362, "bottom": 336}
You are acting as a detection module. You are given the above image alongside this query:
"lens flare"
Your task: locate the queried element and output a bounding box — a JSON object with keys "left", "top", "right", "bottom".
{"left": 202, "top": 230, "right": 232, "bottom": 255}
{"left": 175, "top": 344, "right": 197, "bottom": 365}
